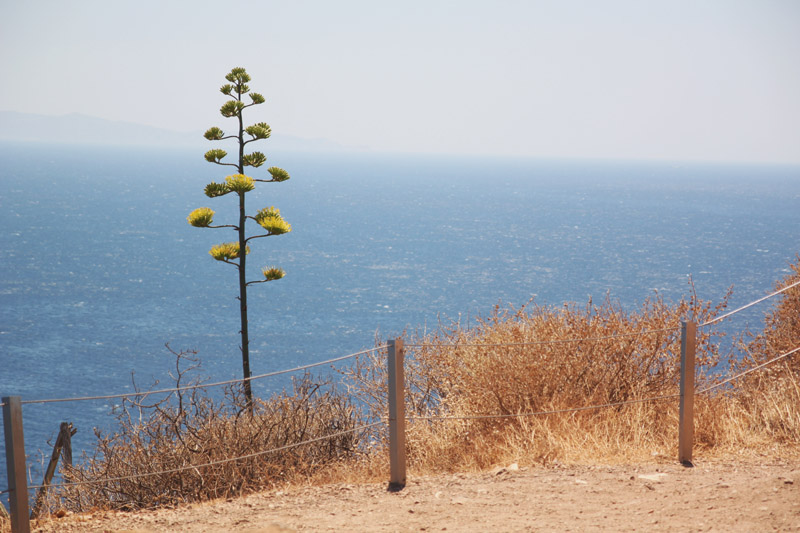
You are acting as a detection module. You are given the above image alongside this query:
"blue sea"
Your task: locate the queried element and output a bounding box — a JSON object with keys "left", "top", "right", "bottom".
{"left": 1, "top": 141, "right": 799, "bottom": 500}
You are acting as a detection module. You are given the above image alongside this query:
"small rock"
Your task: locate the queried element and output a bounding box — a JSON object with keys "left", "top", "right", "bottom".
{"left": 638, "top": 473, "right": 668, "bottom": 482}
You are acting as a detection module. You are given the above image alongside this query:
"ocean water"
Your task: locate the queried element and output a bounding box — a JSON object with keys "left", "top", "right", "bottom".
{"left": 1, "top": 142, "right": 799, "bottom": 498}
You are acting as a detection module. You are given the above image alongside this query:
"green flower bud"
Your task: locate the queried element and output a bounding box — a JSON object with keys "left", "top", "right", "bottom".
{"left": 226, "top": 67, "right": 251, "bottom": 84}
{"left": 204, "top": 181, "right": 230, "bottom": 198}
{"left": 267, "top": 166, "right": 290, "bottom": 182}
{"left": 204, "top": 149, "right": 227, "bottom": 163}
{"left": 220, "top": 100, "right": 245, "bottom": 118}
{"left": 243, "top": 151, "right": 267, "bottom": 168}
{"left": 204, "top": 127, "right": 224, "bottom": 140}
{"left": 245, "top": 123, "right": 271, "bottom": 139}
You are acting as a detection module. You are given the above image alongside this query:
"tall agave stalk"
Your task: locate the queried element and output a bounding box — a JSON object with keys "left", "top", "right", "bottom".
{"left": 187, "top": 67, "right": 291, "bottom": 409}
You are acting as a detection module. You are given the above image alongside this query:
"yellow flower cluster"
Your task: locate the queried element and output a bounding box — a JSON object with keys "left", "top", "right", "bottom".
{"left": 262, "top": 266, "right": 286, "bottom": 281}
{"left": 209, "top": 242, "right": 250, "bottom": 261}
{"left": 225, "top": 174, "right": 255, "bottom": 193}
{"left": 255, "top": 206, "right": 292, "bottom": 235}
{"left": 187, "top": 207, "right": 215, "bottom": 227}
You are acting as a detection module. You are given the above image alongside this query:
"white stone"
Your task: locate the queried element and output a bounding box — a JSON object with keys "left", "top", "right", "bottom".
{"left": 637, "top": 473, "right": 668, "bottom": 482}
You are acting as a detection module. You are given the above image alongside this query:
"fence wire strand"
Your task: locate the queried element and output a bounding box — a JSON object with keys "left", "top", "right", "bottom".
{"left": 20, "top": 345, "right": 387, "bottom": 406}
{"left": 701, "top": 279, "right": 800, "bottom": 327}
{"left": 406, "top": 392, "right": 681, "bottom": 422}
{"left": 26, "top": 421, "right": 384, "bottom": 492}
{"left": 698, "top": 345, "right": 800, "bottom": 395}
{"left": 405, "top": 326, "right": 678, "bottom": 349}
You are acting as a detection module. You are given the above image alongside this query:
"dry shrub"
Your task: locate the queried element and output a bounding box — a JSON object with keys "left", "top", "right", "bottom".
{"left": 717, "top": 256, "right": 800, "bottom": 448}
{"left": 345, "top": 288, "right": 731, "bottom": 471}
{"left": 55, "top": 348, "right": 367, "bottom": 512}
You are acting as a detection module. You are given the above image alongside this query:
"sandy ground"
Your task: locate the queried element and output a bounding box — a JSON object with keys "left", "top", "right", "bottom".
{"left": 25, "top": 460, "right": 800, "bottom": 532}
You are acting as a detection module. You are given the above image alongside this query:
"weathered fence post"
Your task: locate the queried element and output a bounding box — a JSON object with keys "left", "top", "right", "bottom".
{"left": 678, "top": 321, "right": 696, "bottom": 466}
{"left": 3, "top": 396, "right": 31, "bottom": 533}
{"left": 387, "top": 338, "right": 406, "bottom": 490}
{"left": 31, "top": 422, "right": 75, "bottom": 519}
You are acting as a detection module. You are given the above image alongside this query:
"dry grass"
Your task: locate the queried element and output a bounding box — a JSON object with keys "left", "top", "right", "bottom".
{"left": 345, "top": 286, "right": 731, "bottom": 471}
{"left": 345, "top": 269, "right": 800, "bottom": 472}
{"left": 719, "top": 257, "right": 800, "bottom": 450}
{"left": 4, "top": 262, "right": 797, "bottom": 526}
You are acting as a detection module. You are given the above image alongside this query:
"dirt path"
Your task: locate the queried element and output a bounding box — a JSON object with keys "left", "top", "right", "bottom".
{"left": 31, "top": 460, "right": 799, "bottom": 532}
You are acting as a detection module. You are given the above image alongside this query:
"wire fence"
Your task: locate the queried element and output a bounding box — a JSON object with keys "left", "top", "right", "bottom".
{"left": 2, "top": 273, "right": 798, "bottom": 529}
{"left": 9, "top": 338, "right": 795, "bottom": 495}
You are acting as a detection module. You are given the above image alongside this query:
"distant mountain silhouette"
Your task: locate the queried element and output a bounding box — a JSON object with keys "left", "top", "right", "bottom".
{"left": 0, "top": 111, "right": 354, "bottom": 152}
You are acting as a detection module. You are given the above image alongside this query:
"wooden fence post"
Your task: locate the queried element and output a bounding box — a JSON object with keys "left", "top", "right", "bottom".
{"left": 3, "top": 396, "right": 31, "bottom": 533}
{"left": 31, "top": 422, "right": 75, "bottom": 519}
{"left": 387, "top": 338, "right": 406, "bottom": 490}
{"left": 678, "top": 321, "right": 696, "bottom": 466}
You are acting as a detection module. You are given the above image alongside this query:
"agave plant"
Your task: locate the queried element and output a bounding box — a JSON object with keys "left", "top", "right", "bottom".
{"left": 188, "top": 67, "right": 292, "bottom": 409}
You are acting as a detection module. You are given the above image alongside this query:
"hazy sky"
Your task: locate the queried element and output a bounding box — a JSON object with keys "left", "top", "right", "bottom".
{"left": 2, "top": 1, "right": 799, "bottom": 163}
